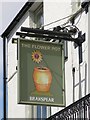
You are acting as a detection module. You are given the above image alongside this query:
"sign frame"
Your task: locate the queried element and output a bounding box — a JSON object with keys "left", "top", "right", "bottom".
{"left": 17, "top": 38, "right": 65, "bottom": 107}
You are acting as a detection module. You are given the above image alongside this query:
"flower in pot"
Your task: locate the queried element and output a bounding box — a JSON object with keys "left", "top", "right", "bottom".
{"left": 32, "top": 50, "right": 52, "bottom": 92}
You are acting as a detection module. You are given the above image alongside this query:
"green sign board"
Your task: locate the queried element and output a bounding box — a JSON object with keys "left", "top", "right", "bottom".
{"left": 18, "top": 38, "right": 65, "bottom": 106}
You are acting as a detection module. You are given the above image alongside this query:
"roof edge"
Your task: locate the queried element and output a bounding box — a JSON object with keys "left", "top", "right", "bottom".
{"left": 1, "top": 2, "right": 34, "bottom": 38}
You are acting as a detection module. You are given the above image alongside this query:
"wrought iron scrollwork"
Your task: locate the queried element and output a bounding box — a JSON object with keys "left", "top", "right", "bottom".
{"left": 46, "top": 93, "right": 90, "bottom": 120}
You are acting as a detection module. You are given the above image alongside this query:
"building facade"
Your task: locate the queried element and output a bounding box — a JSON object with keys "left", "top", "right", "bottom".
{"left": 1, "top": 0, "right": 90, "bottom": 119}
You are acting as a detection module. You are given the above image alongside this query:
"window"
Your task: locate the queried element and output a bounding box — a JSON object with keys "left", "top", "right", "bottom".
{"left": 34, "top": 3, "right": 43, "bottom": 28}
{"left": 34, "top": 3, "right": 44, "bottom": 28}
{"left": 29, "top": 3, "right": 44, "bottom": 41}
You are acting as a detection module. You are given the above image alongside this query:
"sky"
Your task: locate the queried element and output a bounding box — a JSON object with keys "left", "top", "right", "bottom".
{"left": 0, "top": 0, "right": 27, "bottom": 119}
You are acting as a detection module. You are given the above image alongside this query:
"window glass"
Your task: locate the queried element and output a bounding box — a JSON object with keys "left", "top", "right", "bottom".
{"left": 36, "top": 11, "right": 44, "bottom": 28}
{"left": 37, "top": 105, "right": 41, "bottom": 118}
{"left": 34, "top": 3, "right": 44, "bottom": 28}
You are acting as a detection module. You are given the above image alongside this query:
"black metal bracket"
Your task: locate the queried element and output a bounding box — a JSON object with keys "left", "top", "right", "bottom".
{"left": 81, "top": 1, "right": 90, "bottom": 14}
{"left": 74, "top": 32, "right": 85, "bottom": 47}
{"left": 74, "top": 31, "right": 86, "bottom": 64}
{"left": 16, "top": 27, "right": 85, "bottom": 45}
{"left": 16, "top": 27, "right": 86, "bottom": 64}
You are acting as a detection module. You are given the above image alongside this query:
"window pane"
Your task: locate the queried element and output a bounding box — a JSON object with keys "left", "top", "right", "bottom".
{"left": 37, "top": 105, "right": 41, "bottom": 118}
{"left": 42, "top": 106, "right": 47, "bottom": 119}
{"left": 34, "top": 4, "right": 44, "bottom": 28}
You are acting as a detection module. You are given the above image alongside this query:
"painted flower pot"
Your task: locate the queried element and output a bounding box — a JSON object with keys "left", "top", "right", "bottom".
{"left": 33, "top": 67, "right": 52, "bottom": 92}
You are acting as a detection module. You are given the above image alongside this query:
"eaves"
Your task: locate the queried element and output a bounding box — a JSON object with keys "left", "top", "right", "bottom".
{"left": 1, "top": 2, "right": 34, "bottom": 38}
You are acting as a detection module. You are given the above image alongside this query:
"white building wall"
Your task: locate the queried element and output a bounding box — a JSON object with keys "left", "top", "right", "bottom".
{"left": 44, "top": 0, "right": 89, "bottom": 115}
{"left": 7, "top": 12, "right": 30, "bottom": 118}
{"left": 44, "top": 1, "right": 73, "bottom": 114}
{"left": 44, "top": 1, "right": 72, "bottom": 30}
{"left": 72, "top": 12, "right": 88, "bottom": 99}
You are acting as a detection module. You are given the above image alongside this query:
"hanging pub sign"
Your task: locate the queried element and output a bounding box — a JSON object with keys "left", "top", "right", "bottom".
{"left": 18, "top": 38, "right": 65, "bottom": 106}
